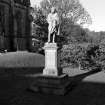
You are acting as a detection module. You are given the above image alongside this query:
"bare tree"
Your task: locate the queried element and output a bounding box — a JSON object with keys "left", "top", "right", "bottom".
{"left": 40, "top": 0, "right": 92, "bottom": 26}
{"left": 32, "top": 0, "right": 92, "bottom": 46}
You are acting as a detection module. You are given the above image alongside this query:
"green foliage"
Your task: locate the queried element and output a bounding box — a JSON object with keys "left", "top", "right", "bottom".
{"left": 31, "top": 1, "right": 105, "bottom": 71}
{"left": 60, "top": 43, "right": 105, "bottom": 71}
{"left": 60, "top": 43, "right": 86, "bottom": 67}
{"left": 32, "top": 0, "right": 92, "bottom": 45}
{"left": 65, "top": 24, "right": 89, "bottom": 43}
{"left": 94, "top": 42, "right": 105, "bottom": 70}
{"left": 84, "top": 29, "right": 105, "bottom": 44}
{"left": 32, "top": 7, "right": 48, "bottom": 42}
{"left": 40, "top": 0, "right": 92, "bottom": 25}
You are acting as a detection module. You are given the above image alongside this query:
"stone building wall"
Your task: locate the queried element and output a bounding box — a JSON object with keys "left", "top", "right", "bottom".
{"left": 0, "top": 0, "right": 31, "bottom": 52}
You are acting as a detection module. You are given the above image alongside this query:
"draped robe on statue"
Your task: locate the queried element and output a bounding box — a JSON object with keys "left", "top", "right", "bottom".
{"left": 47, "top": 12, "right": 60, "bottom": 43}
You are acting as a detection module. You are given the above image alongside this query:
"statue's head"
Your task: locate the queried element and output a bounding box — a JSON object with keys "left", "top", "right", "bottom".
{"left": 51, "top": 7, "right": 57, "bottom": 13}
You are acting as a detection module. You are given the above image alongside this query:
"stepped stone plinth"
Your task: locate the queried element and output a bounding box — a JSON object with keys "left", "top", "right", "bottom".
{"left": 30, "top": 43, "right": 71, "bottom": 95}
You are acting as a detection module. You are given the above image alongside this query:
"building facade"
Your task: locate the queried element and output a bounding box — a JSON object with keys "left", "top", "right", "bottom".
{"left": 0, "top": 0, "right": 32, "bottom": 52}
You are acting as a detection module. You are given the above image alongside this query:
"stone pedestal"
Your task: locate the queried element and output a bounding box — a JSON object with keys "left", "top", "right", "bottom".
{"left": 30, "top": 74, "right": 71, "bottom": 95}
{"left": 43, "top": 43, "right": 58, "bottom": 76}
{"left": 30, "top": 43, "right": 71, "bottom": 95}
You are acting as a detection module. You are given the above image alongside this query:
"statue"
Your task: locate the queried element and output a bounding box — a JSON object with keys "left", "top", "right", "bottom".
{"left": 47, "top": 7, "right": 60, "bottom": 43}
{"left": 30, "top": 8, "right": 71, "bottom": 96}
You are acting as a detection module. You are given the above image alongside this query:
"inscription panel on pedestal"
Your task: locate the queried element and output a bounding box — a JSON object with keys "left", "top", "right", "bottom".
{"left": 46, "top": 50, "right": 56, "bottom": 68}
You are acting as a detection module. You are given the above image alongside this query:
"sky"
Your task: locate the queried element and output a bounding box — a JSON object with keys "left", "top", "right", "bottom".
{"left": 30, "top": 0, "right": 105, "bottom": 32}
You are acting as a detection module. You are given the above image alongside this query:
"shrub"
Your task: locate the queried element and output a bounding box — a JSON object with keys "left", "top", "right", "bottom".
{"left": 60, "top": 43, "right": 85, "bottom": 68}
{"left": 60, "top": 43, "right": 105, "bottom": 71}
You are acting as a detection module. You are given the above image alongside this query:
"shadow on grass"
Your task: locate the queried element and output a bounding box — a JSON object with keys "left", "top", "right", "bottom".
{"left": 0, "top": 68, "right": 105, "bottom": 105}
{"left": 0, "top": 67, "right": 44, "bottom": 76}
{"left": 71, "top": 68, "right": 101, "bottom": 84}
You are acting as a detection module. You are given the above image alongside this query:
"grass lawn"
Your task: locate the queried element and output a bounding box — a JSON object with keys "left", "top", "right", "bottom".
{"left": 0, "top": 51, "right": 45, "bottom": 76}
{"left": 0, "top": 51, "right": 44, "bottom": 67}
{"left": 0, "top": 51, "right": 105, "bottom": 105}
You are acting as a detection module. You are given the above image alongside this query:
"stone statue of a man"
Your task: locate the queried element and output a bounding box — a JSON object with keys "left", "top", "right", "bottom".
{"left": 47, "top": 7, "right": 60, "bottom": 43}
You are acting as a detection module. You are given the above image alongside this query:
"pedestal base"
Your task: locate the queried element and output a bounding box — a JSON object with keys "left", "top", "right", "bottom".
{"left": 30, "top": 74, "right": 71, "bottom": 95}
{"left": 43, "top": 68, "right": 58, "bottom": 76}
